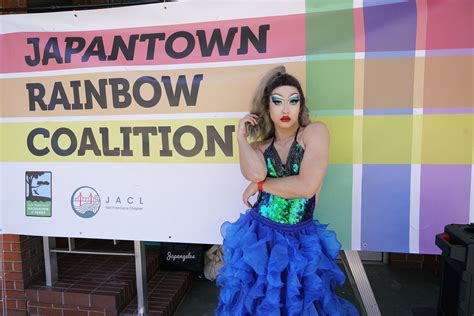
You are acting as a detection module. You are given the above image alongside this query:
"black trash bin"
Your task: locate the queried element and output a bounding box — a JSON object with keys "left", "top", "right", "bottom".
{"left": 435, "top": 224, "right": 474, "bottom": 316}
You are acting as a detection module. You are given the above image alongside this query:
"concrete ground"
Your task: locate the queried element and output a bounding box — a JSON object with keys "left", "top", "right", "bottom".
{"left": 175, "top": 263, "right": 439, "bottom": 316}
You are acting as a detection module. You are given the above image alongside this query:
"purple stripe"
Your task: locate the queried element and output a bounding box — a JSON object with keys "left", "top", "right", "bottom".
{"left": 426, "top": 48, "right": 474, "bottom": 57}
{"left": 361, "top": 164, "right": 411, "bottom": 252}
{"left": 364, "top": 1, "right": 417, "bottom": 52}
{"left": 419, "top": 165, "right": 472, "bottom": 254}
{"left": 423, "top": 108, "right": 474, "bottom": 115}
{"left": 364, "top": 108, "right": 413, "bottom": 115}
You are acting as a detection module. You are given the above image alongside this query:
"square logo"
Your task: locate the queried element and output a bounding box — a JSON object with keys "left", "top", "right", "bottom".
{"left": 25, "top": 171, "right": 52, "bottom": 217}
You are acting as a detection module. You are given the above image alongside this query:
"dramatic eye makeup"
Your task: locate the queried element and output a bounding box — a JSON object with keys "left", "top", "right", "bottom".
{"left": 288, "top": 93, "right": 300, "bottom": 105}
{"left": 270, "top": 93, "right": 300, "bottom": 106}
{"left": 271, "top": 94, "right": 285, "bottom": 105}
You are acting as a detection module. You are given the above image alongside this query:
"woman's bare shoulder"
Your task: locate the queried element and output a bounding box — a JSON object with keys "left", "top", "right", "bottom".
{"left": 301, "top": 122, "right": 329, "bottom": 145}
{"left": 303, "top": 121, "right": 328, "bottom": 132}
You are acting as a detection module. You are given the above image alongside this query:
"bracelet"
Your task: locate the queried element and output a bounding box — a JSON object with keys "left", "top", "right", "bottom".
{"left": 257, "top": 179, "right": 266, "bottom": 191}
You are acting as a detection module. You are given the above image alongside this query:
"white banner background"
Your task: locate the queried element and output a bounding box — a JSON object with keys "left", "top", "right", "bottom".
{"left": 2, "top": 162, "right": 249, "bottom": 243}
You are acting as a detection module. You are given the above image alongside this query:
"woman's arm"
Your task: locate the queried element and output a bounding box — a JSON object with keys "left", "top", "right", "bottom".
{"left": 262, "top": 122, "right": 329, "bottom": 199}
{"left": 237, "top": 114, "right": 267, "bottom": 182}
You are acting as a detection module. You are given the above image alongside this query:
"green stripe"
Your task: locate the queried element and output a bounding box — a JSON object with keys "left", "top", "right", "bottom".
{"left": 306, "top": 0, "right": 355, "bottom": 13}
{"left": 315, "top": 164, "right": 354, "bottom": 249}
{"left": 305, "top": 1, "right": 356, "bottom": 112}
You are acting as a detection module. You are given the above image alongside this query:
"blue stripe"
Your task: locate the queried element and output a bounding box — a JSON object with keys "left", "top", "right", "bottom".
{"left": 305, "top": 49, "right": 474, "bottom": 61}
{"left": 363, "top": 0, "right": 407, "bottom": 7}
{"left": 426, "top": 48, "right": 474, "bottom": 57}
{"left": 361, "top": 164, "right": 411, "bottom": 252}
{"left": 365, "top": 50, "right": 416, "bottom": 59}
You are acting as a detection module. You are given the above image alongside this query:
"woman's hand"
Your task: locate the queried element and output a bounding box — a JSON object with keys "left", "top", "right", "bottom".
{"left": 242, "top": 182, "right": 260, "bottom": 208}
{"left": 237, "top": 113, "right": 259, "bottom": 141}
{"left": 237, "top": 113, "right": 266, "bottom": 182}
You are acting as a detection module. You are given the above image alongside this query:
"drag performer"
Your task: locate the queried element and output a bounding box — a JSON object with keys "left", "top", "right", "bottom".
{"left": 216, "top": 66, "right": 359, "bottom": 315}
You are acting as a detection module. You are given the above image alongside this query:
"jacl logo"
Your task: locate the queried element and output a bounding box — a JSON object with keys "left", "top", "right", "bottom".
{"left": 71, "top": 186, "right": 101, "bottom": 218}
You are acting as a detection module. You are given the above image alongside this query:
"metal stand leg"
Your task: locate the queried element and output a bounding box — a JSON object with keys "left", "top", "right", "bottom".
{"left": 134, "top": 240, "right": 148, "bottom": 315}
{"left": 43, "top": 237, "right": 58, "bottom": 286}
{"left": 68, "top": 238, "right": 75, "bottom": 251}
{"left": 341, "top": 250, "right": 381, "bottom": 316}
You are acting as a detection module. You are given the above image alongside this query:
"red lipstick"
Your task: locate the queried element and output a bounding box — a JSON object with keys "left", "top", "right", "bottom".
{"left": 280, "top": 116, "right": 291, "bottom": 122}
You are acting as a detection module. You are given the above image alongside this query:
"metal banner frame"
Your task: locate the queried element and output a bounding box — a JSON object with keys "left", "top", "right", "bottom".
{"left": 42, "top": 238, "right": 380, "bottom": 316}
{"left": 43, "top": 237, "right": 149, "bottom": 315}
{"left": 341, "top": 250, "right": 381, "bottom": 316}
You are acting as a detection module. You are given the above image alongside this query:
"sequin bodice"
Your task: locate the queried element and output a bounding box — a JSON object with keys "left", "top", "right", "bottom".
{"left": 253, "top": 130, "right": 316, "bottom": 224}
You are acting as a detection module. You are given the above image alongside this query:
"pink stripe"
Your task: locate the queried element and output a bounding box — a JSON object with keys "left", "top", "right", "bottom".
{"left": 0, "top": 14, "right": 305, "bottom": 74}
{"left": 426, "top": 0, "right": 474, "bottom": 50}
{"left": 415, "top": 0, "right": 428, "bottom": 50}
{"left": 354, "top": 8, "right": 365, "bottom": 52}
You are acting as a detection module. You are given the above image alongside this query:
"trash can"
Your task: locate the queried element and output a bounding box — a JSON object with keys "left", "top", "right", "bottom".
{"left": 435, "top": 224, "right": 474, "bottom": 316}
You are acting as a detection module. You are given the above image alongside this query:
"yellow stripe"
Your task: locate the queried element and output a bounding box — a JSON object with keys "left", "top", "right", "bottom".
{"left": 1, "top": 119, "right": 240, "bottom": 163}
{"left": 317, "top": 116, "right": 354, "bottom": 164}
{"left": 421, "top": 114, "right": 472, "bottom": 164}
{"left": 3, "top": 114, "right": 470, "bottom": 164}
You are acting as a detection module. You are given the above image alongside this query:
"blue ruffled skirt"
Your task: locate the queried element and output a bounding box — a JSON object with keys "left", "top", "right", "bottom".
{"left": 216, "top": 210, "right": 359, "bottom": 316}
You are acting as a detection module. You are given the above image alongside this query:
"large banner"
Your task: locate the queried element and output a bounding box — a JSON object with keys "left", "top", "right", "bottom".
{"left": 0, "top": 0, "right": 472, "bottom": 254}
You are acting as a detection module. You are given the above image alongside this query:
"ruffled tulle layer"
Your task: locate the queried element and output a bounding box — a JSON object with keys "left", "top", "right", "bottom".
{"left": 216, "top": 210, "right": 359, "bottom": 316}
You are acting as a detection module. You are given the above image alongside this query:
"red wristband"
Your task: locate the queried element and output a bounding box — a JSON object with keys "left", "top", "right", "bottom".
{"left": 257, "top": 179, "right": 266, "bottom": 191}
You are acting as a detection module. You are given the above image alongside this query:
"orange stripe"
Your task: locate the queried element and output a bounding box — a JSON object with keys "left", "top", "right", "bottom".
{"left": 1, "top": 62, "right": 305, "bottom": 118}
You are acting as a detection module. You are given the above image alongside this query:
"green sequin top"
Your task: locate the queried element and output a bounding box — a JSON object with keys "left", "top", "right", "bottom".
{"left": 253, "top": 128, "right": 316, "bottom": 224}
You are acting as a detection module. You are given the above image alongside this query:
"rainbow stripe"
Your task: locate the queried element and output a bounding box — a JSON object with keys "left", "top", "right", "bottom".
{"left": 307, "top": 0, "right": 473, "bottom": 254}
